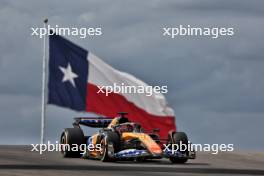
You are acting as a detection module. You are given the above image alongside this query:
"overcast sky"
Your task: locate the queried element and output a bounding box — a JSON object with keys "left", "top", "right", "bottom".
{"left": 0, "top": 0, "right": 263, "bottom": 150}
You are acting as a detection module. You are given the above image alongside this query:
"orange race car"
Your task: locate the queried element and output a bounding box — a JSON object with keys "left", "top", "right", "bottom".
{"left": 60, "top": 112, "right": 196, "bottom": 163}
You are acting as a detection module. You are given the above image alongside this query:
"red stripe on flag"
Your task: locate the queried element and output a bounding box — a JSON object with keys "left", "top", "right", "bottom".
{"left": 85, "top": 83, "right": 176, "bottom": 139}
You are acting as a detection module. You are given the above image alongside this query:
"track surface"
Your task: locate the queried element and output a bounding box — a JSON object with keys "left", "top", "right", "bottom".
{"left": 0, "top": 146, "right": 263, "bottom": 176}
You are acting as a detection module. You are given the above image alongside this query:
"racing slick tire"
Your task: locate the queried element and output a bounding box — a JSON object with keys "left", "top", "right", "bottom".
{"left": 100, "top": 131, "right": 120, "bottom": 162}
{"left": 60, "top": 128, "right": 85, "bottom": 158}
{"left": 169, "top": 132, "right": 189, "bottom": 163}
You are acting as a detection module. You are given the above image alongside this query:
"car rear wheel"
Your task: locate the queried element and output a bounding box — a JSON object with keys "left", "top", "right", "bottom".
{"left": 60, "top": 128, "right": 85, "bottom": 158}
{"left": 169, "top": 132, "right": 189, "bottom": 163}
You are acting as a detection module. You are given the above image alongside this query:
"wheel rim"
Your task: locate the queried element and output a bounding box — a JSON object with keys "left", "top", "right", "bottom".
{"left": 60, "top": 135, "right": 66, "bottom": 155}
{"left": 99, "top": 138, "right": 107, "bottom": 159}
{"left": 60, "top": 133, "right": 69, "bottom": 156}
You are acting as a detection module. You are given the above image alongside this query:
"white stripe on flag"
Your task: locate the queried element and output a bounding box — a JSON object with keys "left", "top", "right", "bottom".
{"left": 87, "top": 53, "right": 174, "bottom": 117}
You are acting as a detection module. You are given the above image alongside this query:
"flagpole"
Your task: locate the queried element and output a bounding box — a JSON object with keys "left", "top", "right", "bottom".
{"left": 41, "top": 18, "right": 48, "bottom": 144}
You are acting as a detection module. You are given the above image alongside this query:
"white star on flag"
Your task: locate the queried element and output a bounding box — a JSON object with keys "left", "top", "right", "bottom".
{"left": 59, "top": 63, "right": 78, "bottom": 87}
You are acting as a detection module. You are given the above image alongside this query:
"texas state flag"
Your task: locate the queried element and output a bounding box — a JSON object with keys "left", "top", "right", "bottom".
{"left": 48, "top": 34, "right": 176, "bottom": 138}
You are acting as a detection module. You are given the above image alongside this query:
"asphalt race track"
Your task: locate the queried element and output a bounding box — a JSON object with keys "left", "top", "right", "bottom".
{"left": 0, "top": 146, "right": 263, "bottom": 176}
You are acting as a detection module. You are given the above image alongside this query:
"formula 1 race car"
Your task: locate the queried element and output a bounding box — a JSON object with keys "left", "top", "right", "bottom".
{"left": 60, "top": 112, "right": 196, "bottom": 163}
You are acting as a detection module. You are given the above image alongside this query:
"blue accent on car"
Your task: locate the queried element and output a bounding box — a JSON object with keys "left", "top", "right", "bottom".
{"left": 114, "top": 149, "right": 148, "bottom": 158}
{"left": 164, "top": 148, "right": 186, "bottom": 158}
{"left": 87, "top": 136, "right": 92, "bottom": 145}
{"left": 79, "top": 119, "right": 112, "bottom": 128}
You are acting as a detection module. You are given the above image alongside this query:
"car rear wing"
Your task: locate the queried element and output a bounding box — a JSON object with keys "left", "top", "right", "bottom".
{"left": 73, "top": 117, "right": 113, "bottom": 128}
